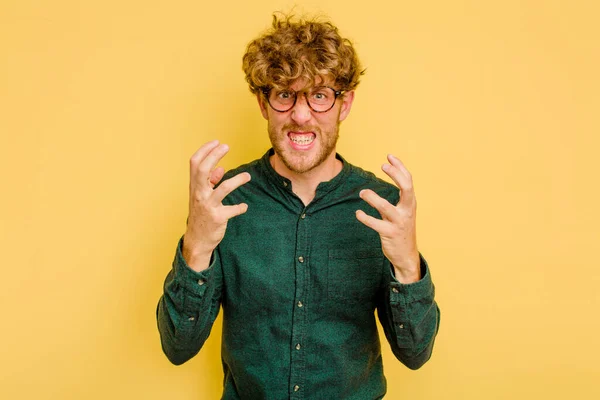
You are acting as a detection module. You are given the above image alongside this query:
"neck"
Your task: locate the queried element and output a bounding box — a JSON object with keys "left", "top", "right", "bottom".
{"left": 270, "top": 151, "right": 342, "bottom": 205}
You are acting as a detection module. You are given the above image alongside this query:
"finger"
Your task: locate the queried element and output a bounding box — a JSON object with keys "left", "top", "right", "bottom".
{"left": 355, "top": 210, "right": 392, "bottom": 235}
{"left": 197, "top": 144, "right": 230, "bottom": 177}
{"left": 190, "top": 140, "right": 220, "bottom": 165}
{"left": 213, "top": 172, "right": 252, "bottom": 203}
{"left": 387, "top": 154, "right": 411, "bottom": 178}
{"left": 382, "top": 164, "right": 416, "bottom": 206}
{"left": 383, "top": 155, "right": 412, "bottom": 186}
{"left": 359, "top": 189, "right": 400, "bottom": 222}
{"left": 221, "top": 203, "right": 249, "bottom": 220}
{"left": 383, "top": 155, "right": 415, "bottom": 206}
{"left": 210, "top": 167, "right": 225, "bottom": 186}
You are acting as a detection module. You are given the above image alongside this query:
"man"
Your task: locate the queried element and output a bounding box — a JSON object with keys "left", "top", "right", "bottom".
{"left": 157, "top": 13, "right": 440, "bottom": 399}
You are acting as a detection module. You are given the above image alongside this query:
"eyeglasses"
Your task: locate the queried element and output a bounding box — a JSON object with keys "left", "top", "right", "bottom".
{"left": 262, "top": 86, "right": 345, "bottom": 113}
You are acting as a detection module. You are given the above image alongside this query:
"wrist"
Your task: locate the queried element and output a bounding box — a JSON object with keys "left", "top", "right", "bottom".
{"left": 182, "top": 234, "right": 214, "bottom": 272}
{"left": 393, "top": 267, "right": 420, "bottom": 284}
{"left": 392, "top": 254, "right": 421, "bottom": 284}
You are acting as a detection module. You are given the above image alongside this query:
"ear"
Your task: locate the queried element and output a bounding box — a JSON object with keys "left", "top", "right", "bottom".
{"left": 338, "top": 90, "right": 355, "bottom": 122}
{"left": 257, "top": 94, "right": 269, "bottom": 120}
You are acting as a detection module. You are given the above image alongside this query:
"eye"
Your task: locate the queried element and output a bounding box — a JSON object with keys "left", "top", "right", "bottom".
{"left": 311, "top": 90, "right": 329, "bottom": 101}
{"left": 276, "top": 91, "right": 293, "bottom": 100}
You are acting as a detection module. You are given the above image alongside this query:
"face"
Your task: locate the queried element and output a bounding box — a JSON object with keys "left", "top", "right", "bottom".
{"left": 258, "top": 79, "right": 355, "bottom": 175}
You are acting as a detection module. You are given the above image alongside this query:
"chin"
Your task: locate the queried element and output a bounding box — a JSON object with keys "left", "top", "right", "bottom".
{"left": 281, "top": 147, "right": 335, "bottom": 174}
{"left": 280, "top": 154, "right": 317, "bottom": 174}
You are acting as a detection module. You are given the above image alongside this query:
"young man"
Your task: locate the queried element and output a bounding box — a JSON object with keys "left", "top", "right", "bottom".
{"left": 157, "top": 14, "right": 440, "bottom": 399}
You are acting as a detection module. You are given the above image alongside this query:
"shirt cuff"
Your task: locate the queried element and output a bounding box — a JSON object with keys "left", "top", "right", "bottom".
{"left": 173, "top": 236, "right": 218, "bottom": 297}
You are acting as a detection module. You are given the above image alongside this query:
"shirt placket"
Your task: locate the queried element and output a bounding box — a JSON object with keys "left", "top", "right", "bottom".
{"left": 289, "top": 206, "right": 309, "bottom": 398}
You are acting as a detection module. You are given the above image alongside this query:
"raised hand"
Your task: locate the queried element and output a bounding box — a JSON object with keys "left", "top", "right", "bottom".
{"left": 182, "top": 140, "right": 251, "bottom": 272}
{"left": 355, "top": 154, "right": 421, "bottom": 284}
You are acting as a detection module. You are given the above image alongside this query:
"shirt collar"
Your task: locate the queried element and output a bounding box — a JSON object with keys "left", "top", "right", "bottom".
{"left": 259, "top": 148, "right": 352, "bottom": 201}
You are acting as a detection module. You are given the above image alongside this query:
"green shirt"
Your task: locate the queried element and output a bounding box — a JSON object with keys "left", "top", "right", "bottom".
{"left": 157, "top": 149, "right": 440, "bottom": 399}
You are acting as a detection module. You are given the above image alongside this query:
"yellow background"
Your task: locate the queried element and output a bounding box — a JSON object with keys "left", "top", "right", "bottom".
{"left": 1, "top": 0, "right": 598, "bottom": 399}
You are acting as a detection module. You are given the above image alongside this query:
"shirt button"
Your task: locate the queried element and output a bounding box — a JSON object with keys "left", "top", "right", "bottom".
{"left": 283, "top": 181, "right": 288, "bottom": 187}
{"left": 399, "top": 324, "right": 404, "bottom": 329}
{"left": 296, "top": 343, "right": 301, "bottom": 350}
{"left": 294, "top": 385, "right": 300, "bottom": 392}
{"left": 188, "top": 316, "right": 195, "bottom": 321}
{"left": 198, "top": 279, "right": 205, "bottom": 286}
{"left": 392, "top": 287, "right": 399, "bottom": 293}
{"left": 298, "top": 256, "right": 304, "bottom": 263}
{"left": 301, "top": 213, "right": 306, "bottom": 219}
{"left": 297, "top": 301, "right": 303, "bottom": 308}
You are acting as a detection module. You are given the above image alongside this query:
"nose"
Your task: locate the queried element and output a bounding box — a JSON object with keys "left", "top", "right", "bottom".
{"left": 290, "top": 94, "right": 312, "bottom": 125}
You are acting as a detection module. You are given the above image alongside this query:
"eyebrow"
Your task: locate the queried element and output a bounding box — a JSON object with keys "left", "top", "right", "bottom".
{"left": 280, "top": 86, "right": 331, "bottom": 92}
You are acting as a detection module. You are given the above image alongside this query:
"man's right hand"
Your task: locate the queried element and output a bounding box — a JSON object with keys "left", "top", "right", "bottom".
{"left": 182, "top": 140, "right": 251, "bottom": 272}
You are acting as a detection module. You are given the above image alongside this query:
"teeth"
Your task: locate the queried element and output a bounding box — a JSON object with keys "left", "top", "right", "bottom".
{"left": 290, "top": 134, "right": 314, "bottom": 145}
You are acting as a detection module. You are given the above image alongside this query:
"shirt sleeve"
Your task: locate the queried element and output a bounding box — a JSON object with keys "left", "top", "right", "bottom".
{"left": 376, "top": 252, "right": 440, "bottom": 370}
{"left": 156, "top": 236, "right": 223, "bottom": 365}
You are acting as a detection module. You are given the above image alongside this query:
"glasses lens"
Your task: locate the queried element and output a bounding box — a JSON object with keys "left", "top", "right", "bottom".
{"left": 307, "top": 87, "right": 336, "bottom": 111}
{"left": 269, "top": 90, "right": 296, "bottom": 112}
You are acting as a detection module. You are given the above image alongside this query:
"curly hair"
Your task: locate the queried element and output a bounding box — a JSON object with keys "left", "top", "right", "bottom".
{"left": 242, "top": 13, "right": 364, "bottom": 95}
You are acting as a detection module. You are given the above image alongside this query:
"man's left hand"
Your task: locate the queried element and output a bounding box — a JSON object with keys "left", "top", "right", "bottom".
{"left": 356, "top": 154, "right": 421, "bottom": 284}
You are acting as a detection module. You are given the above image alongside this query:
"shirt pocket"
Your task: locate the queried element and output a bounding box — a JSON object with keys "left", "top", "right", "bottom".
{"left": 327, "top": 248, "right": 384, "bottom": 303}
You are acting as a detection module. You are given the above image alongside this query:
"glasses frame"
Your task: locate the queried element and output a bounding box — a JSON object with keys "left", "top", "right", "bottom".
{"left": 261, "top": 86, "right": 345, "bottom": 113}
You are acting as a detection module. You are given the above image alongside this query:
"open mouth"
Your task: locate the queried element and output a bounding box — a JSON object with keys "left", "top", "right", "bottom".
{"left": 288, "top": 132, "right": 316, "bottom": 147}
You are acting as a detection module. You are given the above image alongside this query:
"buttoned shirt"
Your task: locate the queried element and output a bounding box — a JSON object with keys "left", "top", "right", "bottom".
{"left": 157, "top": 149, "right": 440, "bottom": 399}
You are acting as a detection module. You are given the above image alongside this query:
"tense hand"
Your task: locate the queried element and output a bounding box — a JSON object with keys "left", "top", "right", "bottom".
{"left": 183, "top": 140, "right": 251, "bottom": 272}
{"left": 355, "top": 154, "right": 420, "bottom": 283}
